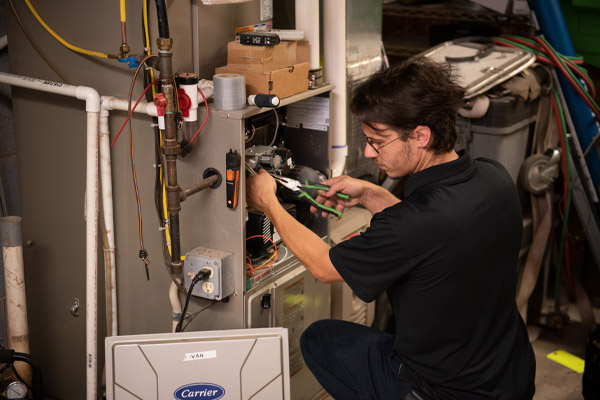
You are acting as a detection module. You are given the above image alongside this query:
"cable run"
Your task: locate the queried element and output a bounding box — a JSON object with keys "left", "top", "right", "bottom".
{"left": 23, "top": 0, "right": 116, "bottom": 59}
{"left": 127, "top": 55, "right": 158, "bottom": 278}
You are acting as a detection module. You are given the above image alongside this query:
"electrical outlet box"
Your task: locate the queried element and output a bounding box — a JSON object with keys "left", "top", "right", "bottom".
{"left": 183, "top": 247, "right": 234, "bottom": 300}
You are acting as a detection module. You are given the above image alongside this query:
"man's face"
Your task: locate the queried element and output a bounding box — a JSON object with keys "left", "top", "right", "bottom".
{"left": 362, "top": 122, "right": 416, "bottom": 178}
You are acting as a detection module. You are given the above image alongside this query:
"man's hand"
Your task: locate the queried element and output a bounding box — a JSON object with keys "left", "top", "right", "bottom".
{"left": 246, "top": 169, "right": 279, "bottom": 213}
{"left": 310, "top": 175, "right": 369, "bottom": 217}
{"left": 311, "top": 175, "right": 401, "bottom": 217}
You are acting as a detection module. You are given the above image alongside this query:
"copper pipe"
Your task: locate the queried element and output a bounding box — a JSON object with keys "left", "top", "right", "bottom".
{"left": 121, "top": 21, "right": 127, "bottom": 47}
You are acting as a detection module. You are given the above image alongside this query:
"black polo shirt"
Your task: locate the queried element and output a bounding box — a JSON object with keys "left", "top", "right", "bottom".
{"left": 329, "top": 150, "right": 535, "bottom": 399}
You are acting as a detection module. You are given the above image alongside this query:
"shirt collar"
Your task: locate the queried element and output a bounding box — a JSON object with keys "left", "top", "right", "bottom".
{"left": 404, "top": 149, "right": 475, "bottom": 197}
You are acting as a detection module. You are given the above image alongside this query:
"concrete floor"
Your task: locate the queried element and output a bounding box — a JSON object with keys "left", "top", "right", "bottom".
{"left": 530, "top": 304, "right": 599, "bottom": 400}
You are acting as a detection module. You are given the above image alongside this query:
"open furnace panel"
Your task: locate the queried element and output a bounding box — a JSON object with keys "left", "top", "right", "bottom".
{"left": 173, "top": 86, "right": 333, "bottom": 399}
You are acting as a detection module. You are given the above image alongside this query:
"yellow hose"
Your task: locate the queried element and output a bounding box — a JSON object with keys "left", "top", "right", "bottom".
{"left": 120, "top": 0, "right": 126, "bottom": 22}
{"left": 24, "top": 0, "right": 110, "bottom": 59}
{"left": 143, "top": 0, "right": 156, "bottom": 97}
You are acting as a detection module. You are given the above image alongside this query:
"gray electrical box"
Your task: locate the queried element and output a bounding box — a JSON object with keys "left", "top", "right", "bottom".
{"left": 183, "top": 247, "right": 234, "bottom": 300}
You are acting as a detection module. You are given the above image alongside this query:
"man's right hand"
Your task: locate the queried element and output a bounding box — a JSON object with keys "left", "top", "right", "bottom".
{"left": 310, "top": 175, "right": 370, "bottom": 218}
{"left": 311, "top": 175, "right": 401, "bottom": 217}
{"left": 246, "top": 169, "right": 279, "bottom": 213}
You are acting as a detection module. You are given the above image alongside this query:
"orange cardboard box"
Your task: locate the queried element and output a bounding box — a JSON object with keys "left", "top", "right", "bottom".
{"left": 215, "top": 62, "right": 310, "bottom": 99}
{"left": 227, "top": 41, "right": 298, "bottom": 73}
{"left": 296, "top": 41, "right": 310, "bottom": 65}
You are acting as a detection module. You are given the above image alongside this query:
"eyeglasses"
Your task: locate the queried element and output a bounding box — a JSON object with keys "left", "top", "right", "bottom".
{"left": 364, "top": 136, "right": 401, "bottom": 154}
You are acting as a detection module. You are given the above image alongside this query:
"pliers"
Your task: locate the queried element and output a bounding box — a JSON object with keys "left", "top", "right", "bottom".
{"left": 269, "top": 173, "right": 349, "bottom": 218}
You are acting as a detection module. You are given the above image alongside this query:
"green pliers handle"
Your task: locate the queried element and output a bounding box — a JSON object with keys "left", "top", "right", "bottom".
{"left": 304, "top": 180, "right": 350, "bottom": 200}
{"left": 298, "top": 192, "right": 342, "bottom": 219}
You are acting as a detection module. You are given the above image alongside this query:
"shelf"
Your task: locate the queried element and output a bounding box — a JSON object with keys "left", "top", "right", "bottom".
{"left": 213, "top": 83, "right": 335, "bottom": 120}
{"left": 383, "top": 2, "right": 532, "bottom": 25}
{"left": 382, "top": 2, "right": 534, "bottom": 61}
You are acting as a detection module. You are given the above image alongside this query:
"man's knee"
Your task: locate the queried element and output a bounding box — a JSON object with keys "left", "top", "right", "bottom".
{"left": 301, "top": 319, "right": 325, "bottom": 356}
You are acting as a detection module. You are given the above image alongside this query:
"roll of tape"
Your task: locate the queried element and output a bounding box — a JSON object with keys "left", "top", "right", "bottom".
{"left": 213, "top": 74, "right": 246, "bottom": 111}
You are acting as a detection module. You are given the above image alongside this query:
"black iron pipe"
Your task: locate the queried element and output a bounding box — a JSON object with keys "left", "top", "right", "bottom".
{"left": 180, "top": 175, "right": 219, "bottom": 202}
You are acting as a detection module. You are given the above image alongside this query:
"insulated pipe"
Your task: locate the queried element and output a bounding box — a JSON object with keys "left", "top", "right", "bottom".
{"left": 99, "top": 103, "right": 118, "bottom": 337}
{"left": 169, "top": 280, "right": 183, "bottom": 333}
{"left": 295, "top": 0, "right": 320, "bottom": 71}
{"left": 0, "top": 217, "right": 31, "bottom": 384}
{"left": 0, "top": 72, "right": 101, "bottom": 400}
{"left": 155, "top": 0, "right": 170, "bottom": 39}
{"left": 323, "top": 0, "right": 348, "bottom": 177}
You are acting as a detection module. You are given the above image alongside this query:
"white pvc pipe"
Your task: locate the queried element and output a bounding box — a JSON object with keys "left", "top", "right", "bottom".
{"left": 295, "top": 0, "right": 320, "bottom": 70}
{"left": 0, "top": 216, "right": 31, "bottom": 384}
{"left": 0, "top": 72, "right": 101, "bottom": 400}
{"left": 323, "top": 0, "right": 348, "bottom": 177}
{"left": 0, "top": 72, "right": 79, "bottom": 97}
{"left": 192, "top": 0, "right": 200, "bottom": 77}
{"left": 84, "top": 111, "right": 99, "bottom": 400}
{"left": 103, "top": 96, "right": 158, "bottom": 116}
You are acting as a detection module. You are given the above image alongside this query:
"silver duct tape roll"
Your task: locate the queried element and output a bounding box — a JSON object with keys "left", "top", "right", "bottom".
{"left": 213, "top": 74, "right": 246, "bottom": 111}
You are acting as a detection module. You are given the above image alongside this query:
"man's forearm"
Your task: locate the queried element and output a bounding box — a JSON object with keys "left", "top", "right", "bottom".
{"left": 263, "top": 201, "right": 343, "bottom": 283}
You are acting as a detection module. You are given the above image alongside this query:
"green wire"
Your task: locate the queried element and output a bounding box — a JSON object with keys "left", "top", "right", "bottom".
{"left": 502, "top": 34, "right": 585, "bottom": 63}
{"left": 539, "top": 37, "right": 600, "bottom": 115}
{"left": 494, "top": 36, "right": 546, "bottom": 58}
{"left": 494, "top": 35, "right": 595, "bottom": 98}
{"left": 553, "top": 88, "right": 573, "bottom": 309}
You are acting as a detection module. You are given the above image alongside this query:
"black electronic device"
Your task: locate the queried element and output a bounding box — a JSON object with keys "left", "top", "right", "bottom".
{"left": 240, "top": 31, "right": 281, "bottom": 46}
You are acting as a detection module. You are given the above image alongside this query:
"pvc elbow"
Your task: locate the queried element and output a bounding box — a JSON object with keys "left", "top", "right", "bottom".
{"left": 76, "top": 86, "right": 101, "bottom": 112}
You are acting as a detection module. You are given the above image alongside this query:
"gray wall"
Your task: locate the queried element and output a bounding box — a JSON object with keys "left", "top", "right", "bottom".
{"left": 5, "top": 0, "right": 267, "bottom": 397}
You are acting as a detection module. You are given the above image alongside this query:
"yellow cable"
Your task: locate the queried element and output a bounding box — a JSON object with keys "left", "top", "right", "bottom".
{"left": 120, "top": 0, "right": 126, "bottom": 22}
{"left": 23, "top": 0, "right": 110, "bottom": 59}
{"left": 145, "top": 0, "right": 165, "bottom": 250}
{"left": 143, "top": 0, "right": 150, "bottom": 50}
{"left": 144, "top": 0, "right": 164, "bottom": 250}
{"left": 143, "top": 0, "right": 157, "bottom": 98}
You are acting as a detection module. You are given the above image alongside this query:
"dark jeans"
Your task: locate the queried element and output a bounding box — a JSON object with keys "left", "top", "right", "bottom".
{"left": 300, "top": 319, "right": 419, "bottom": 400}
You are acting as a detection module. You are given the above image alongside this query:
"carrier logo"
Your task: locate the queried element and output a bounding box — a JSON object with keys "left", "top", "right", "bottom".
{"left": 174, "top": 383, "right": 225, "bottom": 400}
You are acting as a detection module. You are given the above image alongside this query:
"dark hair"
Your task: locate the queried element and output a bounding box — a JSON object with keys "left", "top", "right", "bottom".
{"left": 350, "top": 57, "right": 465, "bottom": 153}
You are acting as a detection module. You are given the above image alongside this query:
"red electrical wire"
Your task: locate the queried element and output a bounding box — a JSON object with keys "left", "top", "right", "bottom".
{"left": 494, "top": 38, "right": 595, "bottom": 98}
{"left": 501, "top": 35, "right": 585, "bottom": 66}
{"left": 551, "top": 94, "right": 574, "bottom": 297}
{"left": 245, "top": 234, "right": 278, "bottom": 279}
{"left": 110, "top": 79, "right": 158, "bottom": 147}
{"left": 189, "top": 87, "right": 209, "bottom": 144}
{"left": 535, "top": 37, "right": 600, "bottom": 116}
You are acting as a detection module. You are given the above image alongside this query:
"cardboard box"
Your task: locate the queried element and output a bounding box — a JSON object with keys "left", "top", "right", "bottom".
{"left": 296, "top": 41, "right": 310, "bottom": 65}
{"left": 215, "top": 62, "right": 310, "bottom": 99}
{"left": 227, "top": 41, "right": 298, "bottom": 73}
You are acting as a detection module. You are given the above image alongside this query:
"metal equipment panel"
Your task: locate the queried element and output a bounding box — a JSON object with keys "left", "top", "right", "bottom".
{"left": 106, "top": 328, "right": 290, "bottom": 400}
{"left": 246, "top": 260, "right": 331, "bottom": 400}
